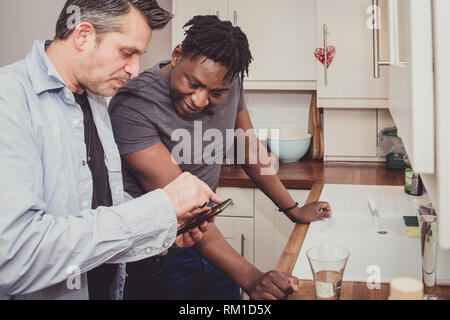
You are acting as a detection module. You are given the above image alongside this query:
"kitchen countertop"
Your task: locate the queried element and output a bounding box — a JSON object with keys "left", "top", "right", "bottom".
{"left": 219, "top": 161, "right": 450, "bottom": 300}
{"left": 219, "top": 161, "right": 404, "bottom": 189}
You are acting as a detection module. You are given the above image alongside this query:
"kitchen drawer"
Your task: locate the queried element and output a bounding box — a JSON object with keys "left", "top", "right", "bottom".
{"left": 216, "top": 187, "right": 254, "bottom": 218}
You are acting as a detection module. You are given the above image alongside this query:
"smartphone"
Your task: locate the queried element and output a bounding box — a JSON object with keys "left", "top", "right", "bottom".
{"left": 177, "top": 199, "right": 233, "bottom": 236}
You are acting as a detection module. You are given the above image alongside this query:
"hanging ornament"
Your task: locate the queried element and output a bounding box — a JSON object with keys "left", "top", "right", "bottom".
{"left": 314, "top": 45, "right": 336, "bottom": 68}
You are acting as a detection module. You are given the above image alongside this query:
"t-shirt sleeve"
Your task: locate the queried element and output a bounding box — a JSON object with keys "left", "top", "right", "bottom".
{"left": 236, "top": 77, "right": 246, "bottom": 114}
{"left": 109, "top": 90, "right": 161, "bottom": 155}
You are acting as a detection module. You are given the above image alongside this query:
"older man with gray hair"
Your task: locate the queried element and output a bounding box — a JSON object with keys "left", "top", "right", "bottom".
{"left": 0, "top": 0, "right": 219, "bottom": 300}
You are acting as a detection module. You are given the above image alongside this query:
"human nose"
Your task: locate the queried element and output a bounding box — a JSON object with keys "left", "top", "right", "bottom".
{"left": 124, "top": 55, "right": 140, "bottom": 79}
{"left": 191, "top": 89, "right": 209, "bottom": 109}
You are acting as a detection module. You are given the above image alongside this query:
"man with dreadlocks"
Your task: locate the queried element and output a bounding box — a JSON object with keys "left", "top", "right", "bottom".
{"left": 109, "top": 15, "right": 331, "bottom": 300}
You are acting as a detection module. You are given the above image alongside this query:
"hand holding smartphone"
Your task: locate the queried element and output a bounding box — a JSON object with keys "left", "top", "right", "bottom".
{"left": 177, "top": 199, "right": 233, "bottom": 236}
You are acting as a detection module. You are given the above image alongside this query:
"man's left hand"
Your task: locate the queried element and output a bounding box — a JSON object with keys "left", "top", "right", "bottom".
{"left": 174, "top": 221, "right": 208, "bottom": 248}
{"left": 287, "top": 201, "right": 332, "bottom": 224}
{"left": 174, "top": 207, "right": 211, "bottom": 248}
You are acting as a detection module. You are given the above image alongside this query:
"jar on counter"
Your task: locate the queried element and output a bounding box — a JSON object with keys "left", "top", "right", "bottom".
{"left": 405, "top": 168, "right": 424, "bottom": 196}
{"left": 404, "top": 156, "right": 424, "bottom": 196}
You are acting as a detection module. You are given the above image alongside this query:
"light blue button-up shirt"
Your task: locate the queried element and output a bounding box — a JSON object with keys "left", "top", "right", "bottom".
{"left": 0, "top": 40, "right": 178, "bottom": 300}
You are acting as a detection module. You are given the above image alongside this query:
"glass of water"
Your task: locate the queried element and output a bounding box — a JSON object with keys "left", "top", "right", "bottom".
{"left": 306, "top": 244, "right": 350, "bottom": 300}
{"left": 419, "top": 214, "right": 438, "bottom": 300}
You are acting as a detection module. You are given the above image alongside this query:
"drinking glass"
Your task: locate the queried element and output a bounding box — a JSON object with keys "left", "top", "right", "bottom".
{"left": 419, "top": 214, "right": 438, "bottom": 300}
{"left": 306, "top": 244, "right": 350, "bottom": 300}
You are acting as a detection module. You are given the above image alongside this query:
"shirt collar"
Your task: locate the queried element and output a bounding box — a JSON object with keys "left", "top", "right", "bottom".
{"left": 25, "top": 40, "right": 67, "bottom": 95}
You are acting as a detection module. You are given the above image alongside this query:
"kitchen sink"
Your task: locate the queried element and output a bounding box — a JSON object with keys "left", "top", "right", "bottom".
{"left": 292, "top": 184, "right": 423, "bottom": 284}
{"left": 293, "top": 233, "right": 422, "bottom": 283}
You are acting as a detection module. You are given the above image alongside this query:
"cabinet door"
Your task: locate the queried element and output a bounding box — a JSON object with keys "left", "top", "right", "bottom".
{"left": 228, "top": 0, "right": 311, "bottom": 82}
{"left": 254, "top": 189, "right": 309, "bottom": 272}
{"left": 172, "top": 0, "right": 228, "bottom": 46}
{"left": 389, "top": 0, "right": 434, "bottom": 174}
{"left": 316, "top": 0, "right": 390, "bottom": 107}
{"left": 427, "top": 0, "right": 450, "bottom": 249}
{"left": 214, "top": 217, "right": 254, "bottom": 265}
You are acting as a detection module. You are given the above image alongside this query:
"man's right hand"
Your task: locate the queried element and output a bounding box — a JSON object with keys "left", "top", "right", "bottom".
{"left": 163, "top": 172, "right": 221, "bottom": 219}
{"left": 248, "top": 270, "right": 299, "bottom": 300}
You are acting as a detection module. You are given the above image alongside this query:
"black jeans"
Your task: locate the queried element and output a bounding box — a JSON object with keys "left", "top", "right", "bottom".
{"left": 124, "top": 248, "right": 242, "bottom": 300}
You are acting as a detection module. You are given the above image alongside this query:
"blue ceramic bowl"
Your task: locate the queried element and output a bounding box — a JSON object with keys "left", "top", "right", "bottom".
{"left": 267, "top": 130, "right": 312, "bottom": 162}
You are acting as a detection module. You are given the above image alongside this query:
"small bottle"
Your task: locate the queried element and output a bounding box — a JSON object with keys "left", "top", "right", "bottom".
{"left": 405, "top": 169, "right": 424, "bottom": 196}
{"left": 404, "top": 157, "right": 424, "bottom": 196}
{"left": 389, "top": 277, "right": 423, "bottom": 300}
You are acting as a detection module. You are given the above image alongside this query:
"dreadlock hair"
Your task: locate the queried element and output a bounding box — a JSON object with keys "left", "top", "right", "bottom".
{"left": 181, "top": 15, "right": 253, "bottom": 83}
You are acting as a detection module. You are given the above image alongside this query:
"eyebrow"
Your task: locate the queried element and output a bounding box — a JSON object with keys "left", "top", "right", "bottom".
{"left": 123, "top": 47, "right": 147, "bottom": 55}
{"left": 188, "top": 75, "right": 230, "bottom": 92}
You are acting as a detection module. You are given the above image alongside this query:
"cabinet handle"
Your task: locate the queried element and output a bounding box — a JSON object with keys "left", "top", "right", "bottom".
{"left": 323, "top": 24, "right": 328, "bottom": 86}
{"left": 372, "top": 0, "right": 391, "bottom": 78}
{"left": 240, "top": 234, "right": 245, "bottom": 257}
{"left": 233, "top": 11, "right": 238, "bottom": 26}
{"left": 240, "top": 233, "right": 245, "bottom": 299}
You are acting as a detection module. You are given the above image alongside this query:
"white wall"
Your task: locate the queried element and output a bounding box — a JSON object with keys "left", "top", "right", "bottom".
{"left": 245, "top": 91, "right": 311, "bottom": 134}
{"left": 140, "top": 0, "right": 173, "bottom": 70}
{"left": 0, "top": 0, "right": 173, "bottom": 70}
{"left": 0, "top": 0, "right": 64, "bottom": 67}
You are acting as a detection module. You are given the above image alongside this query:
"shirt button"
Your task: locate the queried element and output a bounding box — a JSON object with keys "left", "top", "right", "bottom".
{"left": 145, "top": 248, "right": 152, "bottom": 255}
{"left": 81, "top": 201, "right": 89, "bottom": 208}
{"left": 65, "top": 91, "right": 72, "bottom": 99}
{"left": 73, "top": 119, "right": 80, "bottom": 126}
{"left": 163, "top": 241, "right": 170, "bottom": 248}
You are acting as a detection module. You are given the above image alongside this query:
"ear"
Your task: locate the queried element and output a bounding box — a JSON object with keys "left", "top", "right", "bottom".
{"left": 171, "top": 45, "right": 183, "bottom": 67}
{"left": 72, "top": 22, "right": 96, "bottom": 52}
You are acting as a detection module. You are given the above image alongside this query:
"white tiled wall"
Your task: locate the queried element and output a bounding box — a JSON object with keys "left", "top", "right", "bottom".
{"left": 244, "top": 91, "right": 311, "bottom": 135}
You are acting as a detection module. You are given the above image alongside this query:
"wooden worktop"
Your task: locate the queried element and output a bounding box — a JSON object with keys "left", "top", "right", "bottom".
{"left": 219, "top": 161, "right": 404, "bottom": 189}
{"left": 220, "top": 161, "right": 450, "bottom": 300}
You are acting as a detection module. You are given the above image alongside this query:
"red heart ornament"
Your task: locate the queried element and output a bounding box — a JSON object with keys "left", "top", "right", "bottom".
{"left": 314, "top": 45, "right": 336, "bottom": 67}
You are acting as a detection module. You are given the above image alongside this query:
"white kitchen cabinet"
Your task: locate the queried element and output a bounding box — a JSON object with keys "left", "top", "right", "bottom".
{"left": 387, "top": 0, "right": 450, "bottom": 249}
{"left": 388, "top": 0, "right": 434, "bottom": 174}
{"left": 254, "top": 189, "right": 309, "bottom": 272}
{"left": 172, "top": 0, "right": 227, "bottom": 46}
{"left": 316, "top": 0, "right": 391, "bottom": 108}
{"left": 171, "top": 0, "right": 316, "bottom": 90}
{"left": 214, "top": 187, "right": 254, "bottom": 265}
{"left": 215, "top": 187, "right": 309, "bottom": 272}
{"left": 215, "top": 217, "right": 254, "bottom": 264}
{"left": 215, "top": 187, "right": 254, "bottom": 218}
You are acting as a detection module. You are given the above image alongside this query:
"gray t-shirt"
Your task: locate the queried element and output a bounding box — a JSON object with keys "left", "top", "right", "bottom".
{"left": 109, "top": 60, "right": 246, "bottom": 197}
